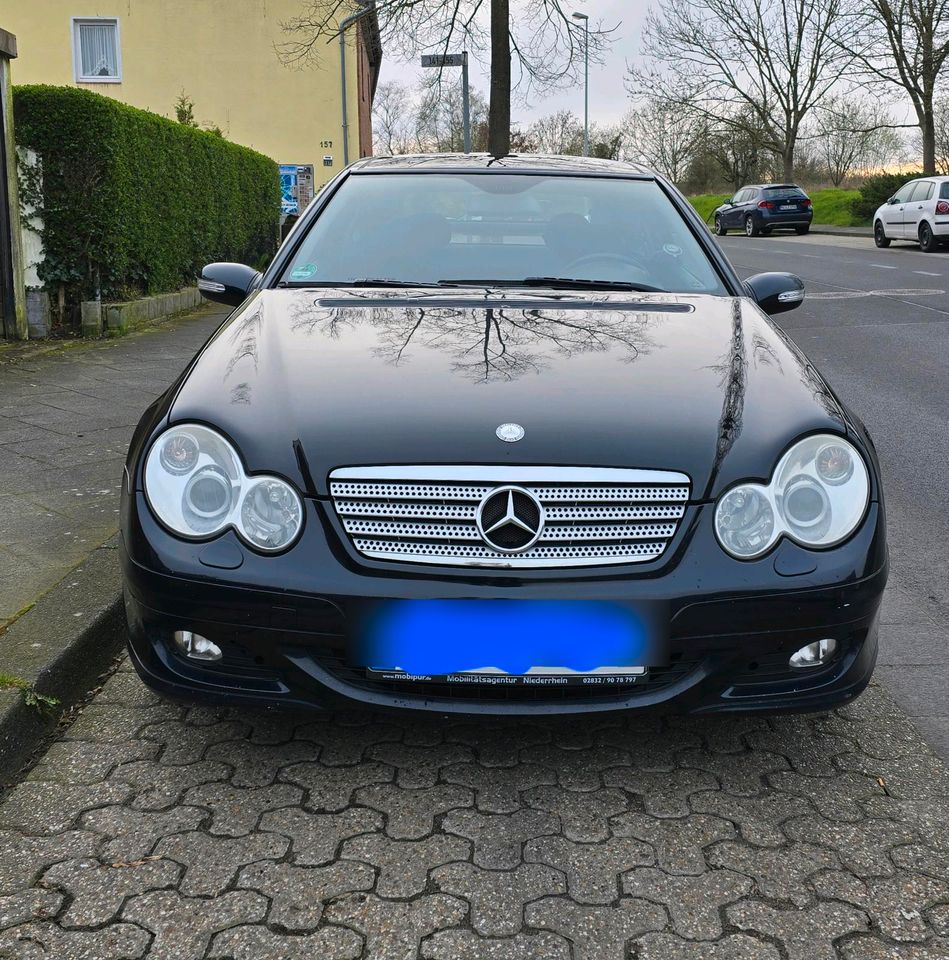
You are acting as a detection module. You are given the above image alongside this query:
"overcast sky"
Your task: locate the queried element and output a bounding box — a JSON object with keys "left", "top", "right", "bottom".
{"left": 376, "top": 0, "right": 645, "bottom": 127}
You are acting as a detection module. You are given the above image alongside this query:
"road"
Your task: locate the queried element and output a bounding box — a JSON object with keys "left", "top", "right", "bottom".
{"left": 720, "top": 232, "right": 949, "bottom": 756}
{"left": 0, "top": 235, "right": 947, "bottom": 959}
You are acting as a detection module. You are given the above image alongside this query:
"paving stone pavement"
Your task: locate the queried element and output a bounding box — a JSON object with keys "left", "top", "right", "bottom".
{"left": 0, "top": 306, "right": 228, "bottom": 631}
{"left": 0, "top": 662, "right": 947, "bottom": 960}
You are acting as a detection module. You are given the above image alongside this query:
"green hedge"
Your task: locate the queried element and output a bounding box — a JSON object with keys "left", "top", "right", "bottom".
{"left": 14, "top": 85, "right": 280, "bottom": 303}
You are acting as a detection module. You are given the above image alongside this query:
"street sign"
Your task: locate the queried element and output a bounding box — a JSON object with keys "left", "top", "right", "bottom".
{"left": 421, "top": 53, "right": 465, "bottom": 67}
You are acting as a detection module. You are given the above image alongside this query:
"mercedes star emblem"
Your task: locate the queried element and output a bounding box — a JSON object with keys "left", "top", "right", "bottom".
{"left": 496, "top": 423, "right": 525, "bottom": 443}
{"left": 476, "top": 485, "right": 544, "bottom": 553}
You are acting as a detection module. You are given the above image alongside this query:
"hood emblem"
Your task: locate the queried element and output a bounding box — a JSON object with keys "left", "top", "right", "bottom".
{"left": 496, "top": 423, "right": 525, "bottom": 443}
{"left": 476, "top": 486, "right": 544, "bottom": 553}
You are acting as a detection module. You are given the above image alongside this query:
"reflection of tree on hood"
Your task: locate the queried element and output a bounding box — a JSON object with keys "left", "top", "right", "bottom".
{"left": 285, "top": 290, "right": 660, "bottom": 384}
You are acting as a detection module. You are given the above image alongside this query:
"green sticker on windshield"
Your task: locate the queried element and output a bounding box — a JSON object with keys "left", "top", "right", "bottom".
{"left": 290, "top": 262, "right": 318, "bottom": 280}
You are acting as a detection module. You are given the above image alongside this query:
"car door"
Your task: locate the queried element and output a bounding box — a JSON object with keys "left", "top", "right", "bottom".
{"left": 738, "top": 188, "right": 757, "bottom": 227}
{"left": 726, "top": 189, "right": 746, "bottom": 227}
{"left": 884, "top": 181, "right": 916, "bottom": 238}
{"left": 904, "top": 180, "right": 935, "bottom": 240}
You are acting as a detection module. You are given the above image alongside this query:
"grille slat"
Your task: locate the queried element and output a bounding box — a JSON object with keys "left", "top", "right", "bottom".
{"left": 330, "top": 466, "right": 691, "bottom": 569}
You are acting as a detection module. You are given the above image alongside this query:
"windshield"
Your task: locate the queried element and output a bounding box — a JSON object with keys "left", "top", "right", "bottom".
{"left": 281, "top": 173, "right": 727, "bottom": 295}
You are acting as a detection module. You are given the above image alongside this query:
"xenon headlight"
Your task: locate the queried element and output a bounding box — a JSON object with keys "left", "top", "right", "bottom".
{"left": 714, "top": 434, "right": 869, "bottom": 559}
{"left": 144, "top": 424, "right": 303, "bottom": 552}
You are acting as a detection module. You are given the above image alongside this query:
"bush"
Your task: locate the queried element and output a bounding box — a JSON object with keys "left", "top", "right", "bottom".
{"left": 853, "top": 171, "right": 923, "bottom": 221}
{"left": 14, "top": 85, "right": 280, "bottom": 304}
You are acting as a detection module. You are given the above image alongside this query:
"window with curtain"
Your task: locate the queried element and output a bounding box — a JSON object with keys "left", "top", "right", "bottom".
{"left": 74, "top": 19, "right": 121, "bottom": 81}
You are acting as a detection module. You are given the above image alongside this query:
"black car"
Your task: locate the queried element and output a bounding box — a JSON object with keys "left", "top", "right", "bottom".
{"left": 714, "top": 184, "right": 814, "bottom": 237}
{"left": 121, "top": 154, "right": 886, "bottom": 717}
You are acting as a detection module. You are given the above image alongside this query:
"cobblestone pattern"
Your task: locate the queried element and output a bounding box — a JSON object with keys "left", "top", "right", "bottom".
{"left": 1, "top": 668, "right": 948, "bottom": 959}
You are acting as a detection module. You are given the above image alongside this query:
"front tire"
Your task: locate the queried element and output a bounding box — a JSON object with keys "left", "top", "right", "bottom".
{"left": 919, "top": 221, "right": 938, "bottom": 252}
{"left": 745, "top": 215, "right": 761, "bottom": 237}
{"left": 874, "top": 221, "right": 890, "bottom": 248}
{"left": 714, "top": 215, "right": 727, "bottom": 236}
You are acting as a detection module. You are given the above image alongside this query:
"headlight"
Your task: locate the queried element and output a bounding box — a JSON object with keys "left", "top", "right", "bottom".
{"left": 144, "top": 424, "right": 304, "bottom": 552}
{"left": 714, "top": 434, "right": 869, "bottom": 559}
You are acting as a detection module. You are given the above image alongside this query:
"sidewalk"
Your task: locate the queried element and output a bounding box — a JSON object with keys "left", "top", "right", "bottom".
{"left": 0, "top": 305, "right": 228, "bottom": 632}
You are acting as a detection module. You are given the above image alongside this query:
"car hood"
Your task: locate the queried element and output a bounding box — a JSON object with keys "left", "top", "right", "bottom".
{"left": 169, "top": 288, "right": 846, "bottom": 500}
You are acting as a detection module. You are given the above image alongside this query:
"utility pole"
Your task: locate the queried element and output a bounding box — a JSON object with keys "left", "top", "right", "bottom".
{"left": 572, "top": 12, "right": 589, "bottom": 157}
{"left": 420, "top": 52, "right": 472, "bottom": 153}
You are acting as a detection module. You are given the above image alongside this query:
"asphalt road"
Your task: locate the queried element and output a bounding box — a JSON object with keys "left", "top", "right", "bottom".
{"left": 719, "top": 231, "right": 949, "bottom": 755}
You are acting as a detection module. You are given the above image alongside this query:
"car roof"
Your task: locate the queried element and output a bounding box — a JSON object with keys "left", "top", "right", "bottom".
{"left": 349, "top": 153, "right": 654, "bottom": 177}
{"left": 743, "top": 183, "right": 804, "bottom": 190}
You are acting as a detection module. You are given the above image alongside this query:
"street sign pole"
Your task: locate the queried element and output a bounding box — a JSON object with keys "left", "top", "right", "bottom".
{"left": 420, "top": 52, "right": 472, "bottom": 154}
{"left": 461, "top": 52, "right": 471, "bottom": 154}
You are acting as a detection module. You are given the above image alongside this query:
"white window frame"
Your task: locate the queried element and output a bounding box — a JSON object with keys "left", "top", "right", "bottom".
{"left": 71, "top": 17, "right": 122, "bottom": 84}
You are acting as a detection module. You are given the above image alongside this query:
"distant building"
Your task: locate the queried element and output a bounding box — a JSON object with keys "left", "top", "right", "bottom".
{"left": 4, "top": 0, "right": 381, "bottom": 197}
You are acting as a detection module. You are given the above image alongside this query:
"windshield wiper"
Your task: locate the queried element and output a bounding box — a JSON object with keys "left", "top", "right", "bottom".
{"left": 437, "top": 278, "right": 665, "bottom": 292}
{"left": 278, "top": 278, "right": 440, "bottom": 289}
{"left": 521, "top": 277, "right": 665, "bottom": 292}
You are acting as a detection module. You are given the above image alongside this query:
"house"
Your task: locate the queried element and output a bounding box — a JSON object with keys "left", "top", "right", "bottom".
{"left": 4, "top": 0, "right": 381, "bottom": 202}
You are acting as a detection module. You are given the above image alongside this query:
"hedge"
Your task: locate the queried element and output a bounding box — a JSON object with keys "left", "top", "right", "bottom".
{"left": 853, "top": 171, "right": 924, "bottom": 221}
{"left": 13, "top": 85, "right": 280, "bottom": 304}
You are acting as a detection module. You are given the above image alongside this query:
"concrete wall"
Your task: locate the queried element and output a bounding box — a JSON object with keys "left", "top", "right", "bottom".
{"left": 4, "top": 0, "right": 370, "bottom": 188}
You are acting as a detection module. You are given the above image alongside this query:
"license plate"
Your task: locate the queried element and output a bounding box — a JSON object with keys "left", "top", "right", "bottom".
{"left": 366, "top": 665, "right": 648, "bottom": 686}
{"left": 352, "top": 599, "right": 668, "bottom": 682}
{"left": 780, "top": 204, "right": 797, "bottom": 210}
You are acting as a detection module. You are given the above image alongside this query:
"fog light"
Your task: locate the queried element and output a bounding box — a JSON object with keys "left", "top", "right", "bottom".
{"left": 789, "top": 638, "right": 837, "bottom": 669}
{"left": 173, "top": 630, "right": 222, "bottom": 662}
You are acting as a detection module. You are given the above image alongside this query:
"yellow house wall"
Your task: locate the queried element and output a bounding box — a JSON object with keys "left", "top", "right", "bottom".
{"left": 4, "top": 0, "right": 361, "bottom": 185}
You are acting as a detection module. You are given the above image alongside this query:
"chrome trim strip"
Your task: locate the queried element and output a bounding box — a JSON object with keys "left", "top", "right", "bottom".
{"left": 354, "top": 540, "right": 667, "bottom": 568}
{"left": 331, "top": 465, "right": 691, "bottom": 485}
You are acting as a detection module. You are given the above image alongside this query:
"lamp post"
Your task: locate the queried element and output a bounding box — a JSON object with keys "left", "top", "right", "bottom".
{"left": 572, "top": 12, "right": 589, "bottom": 157}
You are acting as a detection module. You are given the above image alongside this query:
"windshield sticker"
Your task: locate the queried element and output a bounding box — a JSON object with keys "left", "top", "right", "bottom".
{"left": 290, "top": 263, "right": 318, "bottom": 280}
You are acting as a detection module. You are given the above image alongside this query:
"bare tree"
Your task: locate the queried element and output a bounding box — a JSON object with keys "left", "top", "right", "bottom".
{"left": 707, "top": 113, "right": 769, "bottom": 189}
{"left": 843, "top": 0, "right": 949, "bottom": 174}
{"left": 629, "top": 0, "right": 857, "bottom": 180}
{"left": 416, "top": 82, "right": 490, "bottom": 151}
{"left": 813, "top": 95, "right": 902, "bottom": 184}
{"left": 373, "top": 81, "right": 413, "bottom": 154}
{"left": 621, "top": 99, "right": 706, "bottom": 182}
{"left": 932, "top": 98, "right": 949, "bottom": 174}
{"left": 528, "top": 110, "right": 583, "bottom": 153}
{"left": 281, "top": 1, "right": 614, "bottom": 157}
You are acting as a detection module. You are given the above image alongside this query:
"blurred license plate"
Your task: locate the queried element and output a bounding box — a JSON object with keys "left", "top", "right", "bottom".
{"left": 367, "top": 666, "right": 648, "bottom": 686}
{"left": 353, "top": 599, "right": 668, "bottom": 685}
{"left": 780, "top": 204, "right": 797, "bottom": 210}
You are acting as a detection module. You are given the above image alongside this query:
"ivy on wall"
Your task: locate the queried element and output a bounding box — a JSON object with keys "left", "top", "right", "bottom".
{"left": 13, "top": 85, "right": 280, "bottom": 304}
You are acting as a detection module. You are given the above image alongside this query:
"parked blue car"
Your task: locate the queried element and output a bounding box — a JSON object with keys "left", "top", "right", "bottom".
{"left": 714, "top": 184, "right": 813, "bottom": 237}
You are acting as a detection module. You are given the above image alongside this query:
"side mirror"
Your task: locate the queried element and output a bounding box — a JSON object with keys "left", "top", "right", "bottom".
{"left": 744, "top": 272, "right": 805, "bottom": 315}
{"left": 887, "top": 196, "right": 900, "bottom": 205}
{"left": 198, "top": 262, "right": 261, "bottom": 307}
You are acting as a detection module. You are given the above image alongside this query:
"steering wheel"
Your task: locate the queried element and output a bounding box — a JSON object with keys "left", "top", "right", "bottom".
{"left": 563, "top": 252, "right": 649, "bottom": 277}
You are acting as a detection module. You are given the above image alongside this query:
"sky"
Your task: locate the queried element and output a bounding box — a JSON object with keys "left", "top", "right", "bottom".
{"left": 376, "top": 0, "right": 646, "bottom": 127}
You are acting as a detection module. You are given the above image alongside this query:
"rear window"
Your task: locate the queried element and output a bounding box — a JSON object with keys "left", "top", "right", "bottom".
{"left": 763, "top": 187, "right": 807, "bottom": 200}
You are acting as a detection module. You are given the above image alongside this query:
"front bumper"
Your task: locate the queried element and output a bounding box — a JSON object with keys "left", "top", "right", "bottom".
{"left": 121, "top": 483, "right": 887, "bottom": 716}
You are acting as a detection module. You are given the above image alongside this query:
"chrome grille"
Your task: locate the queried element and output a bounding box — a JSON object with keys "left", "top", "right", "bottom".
{"left": 329, "top": 466, "right": 691, "bottom": 568}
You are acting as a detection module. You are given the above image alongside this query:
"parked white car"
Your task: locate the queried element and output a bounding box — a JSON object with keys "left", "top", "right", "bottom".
{"left": 874, "top": 176, "right": 949, "bottom": 252}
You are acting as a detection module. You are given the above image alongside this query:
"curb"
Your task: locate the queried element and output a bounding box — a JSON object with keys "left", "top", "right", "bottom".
{"left": 810, "top": 224, "right": 872, "bottom": 237}
{"left": 0, "top": 537, "right": 125, "bottom": 780}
